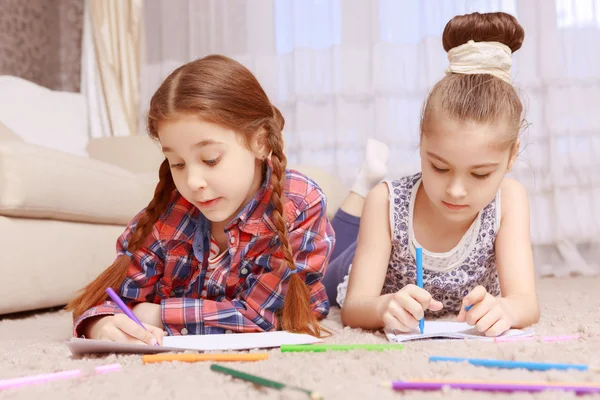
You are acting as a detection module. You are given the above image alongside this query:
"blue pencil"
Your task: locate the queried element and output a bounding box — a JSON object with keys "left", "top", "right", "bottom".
{"left": 416, "top": 247, "right": 424, "bottom": 334}
{"left": 429, "top": 356, "right": 590, "bottom": 372}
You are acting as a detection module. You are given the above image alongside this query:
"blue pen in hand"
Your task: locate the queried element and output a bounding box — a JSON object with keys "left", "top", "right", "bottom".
{"left": 105, "top": 288, "right": 160, "bottom": 346}
{"left": 416, "top": 247, "right": 424, "bottom": 334}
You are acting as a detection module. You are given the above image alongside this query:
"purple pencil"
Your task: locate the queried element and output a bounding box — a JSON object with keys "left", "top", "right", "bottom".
{"left": 105, "top": 287, "right": 159, "bottom": 346}
{"left": 384, "top": 381, "right": 600, "bottom": 395}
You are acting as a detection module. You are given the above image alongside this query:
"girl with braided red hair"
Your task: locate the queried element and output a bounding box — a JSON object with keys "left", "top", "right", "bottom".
{"left": 67, "top": 55, "right": 335, "bottom": 344}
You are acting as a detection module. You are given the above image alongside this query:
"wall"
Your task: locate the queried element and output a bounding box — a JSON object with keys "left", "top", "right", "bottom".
{"left": 0, "top": 0, "right": 84, "bottom": 92}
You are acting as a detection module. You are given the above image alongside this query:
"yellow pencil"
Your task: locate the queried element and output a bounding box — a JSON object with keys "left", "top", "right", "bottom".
{"left": 143, "top": 352, "right": 269, "bottom": 364}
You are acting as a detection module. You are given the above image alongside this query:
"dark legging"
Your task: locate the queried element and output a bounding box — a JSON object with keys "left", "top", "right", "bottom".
{"left": 322, "top": 209, "right": 360, "bottom": 306}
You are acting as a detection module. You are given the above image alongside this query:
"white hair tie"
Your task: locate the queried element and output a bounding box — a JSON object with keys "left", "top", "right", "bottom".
{"left": 445, "top": 40, "right": 513, "bottom": 84}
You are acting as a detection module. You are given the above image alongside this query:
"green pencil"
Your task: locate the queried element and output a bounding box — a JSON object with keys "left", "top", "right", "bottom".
{"left": 280, "top": 343, "right": 405, "bottom": 352}
{"left": 210, "top": 364, "right": 323, "bottom": 399}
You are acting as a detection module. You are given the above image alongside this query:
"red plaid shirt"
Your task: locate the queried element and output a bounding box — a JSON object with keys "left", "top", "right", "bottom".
{"left": 73, "top": 166, "right": 335, "bottom": 336}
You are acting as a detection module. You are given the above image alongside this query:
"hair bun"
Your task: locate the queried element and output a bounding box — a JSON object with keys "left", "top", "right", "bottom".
{"left": 442, "top": 12, "right": 524, "bottom": 53}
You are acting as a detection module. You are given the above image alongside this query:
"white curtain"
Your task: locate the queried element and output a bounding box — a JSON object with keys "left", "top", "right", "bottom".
{"left": 82, "top": 0, "right": 142, "bottom": 138}
{"left": 140, "top": 0, "right": 600, "bottom": 277}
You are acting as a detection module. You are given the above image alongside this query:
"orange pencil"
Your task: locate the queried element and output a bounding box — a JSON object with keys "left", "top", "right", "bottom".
{"left": 143, "top": 352, "right": 269, "bottom": 364}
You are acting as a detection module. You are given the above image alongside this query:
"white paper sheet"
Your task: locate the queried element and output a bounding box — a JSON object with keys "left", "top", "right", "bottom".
{"left": 67, "top": 331, "right": 323, "bottom": 356}
{"left": 385, "top": 321, "right": 535, "bottom": 343}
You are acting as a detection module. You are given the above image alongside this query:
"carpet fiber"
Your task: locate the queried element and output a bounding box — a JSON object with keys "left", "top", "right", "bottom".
{"left": 1, "top": 276, "right": 599, "bottom": 400}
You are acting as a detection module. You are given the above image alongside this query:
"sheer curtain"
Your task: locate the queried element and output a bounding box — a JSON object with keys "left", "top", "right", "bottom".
{"left": 140, "top": 0, "right": 600, "bottom": 276}
{"left": 82, "top": 0, "right": 142, "bottom": 138}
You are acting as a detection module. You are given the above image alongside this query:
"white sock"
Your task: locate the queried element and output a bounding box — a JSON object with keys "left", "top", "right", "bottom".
{"left": 351, "top": 138, "right": 389, "bottom": 198}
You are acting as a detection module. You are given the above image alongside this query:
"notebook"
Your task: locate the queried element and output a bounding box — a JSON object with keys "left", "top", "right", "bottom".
{"left": 66, "top": 331, "right": 322, "bottom": 356}
{"left": 385, "top": 321, "right": 535, "bottom": 343}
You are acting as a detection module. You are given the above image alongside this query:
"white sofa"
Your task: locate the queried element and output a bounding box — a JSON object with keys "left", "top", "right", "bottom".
{"left": 0, "top": 77, "right": 347, "bottom": 315}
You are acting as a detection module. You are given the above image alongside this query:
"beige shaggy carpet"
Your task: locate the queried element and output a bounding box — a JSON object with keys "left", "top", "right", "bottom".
{"left": 1, "top": 276, "right": 599, "bottom": 400}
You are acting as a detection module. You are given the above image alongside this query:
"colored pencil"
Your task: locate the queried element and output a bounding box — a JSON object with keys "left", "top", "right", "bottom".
{"left": 494, "top": 334, "right": 579, "bottom": 343}
{"left": 143, "top": 352, "right": 268, "bottom": 364}
{"left": 210, "top": 364, "right": 323, "bottom": 399}
{"left": 280, "top": 344, "right": 404, "bottom": 352}
{"left": 430, "top": 356, "right": 590, "bottom": 371}
{"left": 416, "top": 247, "right": 424, "bottom": 334}
{"left": 0, "top": 364, "right": 121, "bottom": 391}
{"left": 382, "top": 380, "right": 600, "bottom": 394}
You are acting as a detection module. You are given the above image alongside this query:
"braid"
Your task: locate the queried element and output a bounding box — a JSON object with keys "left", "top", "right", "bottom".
{"left": 266, "top": 122, "right": 329, "bottom": 338}
{"left": 125, "top": 160, "right": 175, "bottom": 252}
{"left": 266, "top": 134, "right": 295, "bottom": 271}
{"left": 66, "top": 159, "right": 175, "bottom": 321}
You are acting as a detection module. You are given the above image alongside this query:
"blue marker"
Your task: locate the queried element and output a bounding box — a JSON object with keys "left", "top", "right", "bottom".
{"left": 416, "top": 247, "right": 424, "bottom": 334}
{"left": 465, "top": 304, "right": 473, "bottom": 311}
{"left": 429, "top": 356, "right": 589, "bottom": 372}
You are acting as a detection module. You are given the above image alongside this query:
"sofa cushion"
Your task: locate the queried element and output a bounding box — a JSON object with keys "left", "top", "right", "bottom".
{"left": 87, "top": 136, "right": 165, "bottom": 174}
{"left": 0, "top": 76, "right": 89, "bottom": 157}
{"left": 0, "top": 216, "right": 124, "bottom": 315}
{"left": 0, "top": 121, "right": 22, "bottom": 142}
{"left": 0, "top": 141, "right": 157, "bottom": 225}
{"left": 288, "top": 165, "right": 346, "bottom": 219}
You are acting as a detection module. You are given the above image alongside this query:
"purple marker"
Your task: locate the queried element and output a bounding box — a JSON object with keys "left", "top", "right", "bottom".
{"left": 105, "top": 288, "right": 159, "bottom": 346}
{"left": 384, "top": 380, "right": 600, "bottom": 395}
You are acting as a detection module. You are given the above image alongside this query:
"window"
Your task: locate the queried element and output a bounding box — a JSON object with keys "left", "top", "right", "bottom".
{"left": 556, "top": 0, "right": 600, "bottom": 28}
{"left": 274, "top": 0, "right": 342, "bottom": 54}
{"left": 378, "top": 0, "right": 517, "bottom": 43}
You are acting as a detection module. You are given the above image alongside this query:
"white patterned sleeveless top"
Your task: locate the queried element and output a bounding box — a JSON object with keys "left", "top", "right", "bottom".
{"left": 383, "top": 173, "right": 501, "bottom": 315}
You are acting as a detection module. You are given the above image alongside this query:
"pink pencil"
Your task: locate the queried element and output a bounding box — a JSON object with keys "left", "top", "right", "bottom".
{"left": 0, "top": 364, "right": 121, "bottom": 391}
{"left": 495, "top": 335, "right": 580, "bottom": 343}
